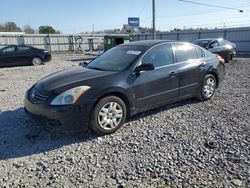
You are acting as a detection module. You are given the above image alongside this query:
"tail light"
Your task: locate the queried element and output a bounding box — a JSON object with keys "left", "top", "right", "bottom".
{"left": 217, "top": 55, "right": 225, "bottom": 64}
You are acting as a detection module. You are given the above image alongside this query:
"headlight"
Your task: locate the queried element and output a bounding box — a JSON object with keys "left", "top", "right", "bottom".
{"left": 51, "top": 86, "right": 91, "bottom": 105}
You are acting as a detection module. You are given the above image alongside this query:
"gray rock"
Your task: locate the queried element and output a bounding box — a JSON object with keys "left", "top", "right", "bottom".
{"left": 0, "top": 57, "right": 249, "bottom": 187}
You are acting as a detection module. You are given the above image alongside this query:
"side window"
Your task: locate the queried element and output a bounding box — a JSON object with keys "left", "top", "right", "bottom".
{"left": 210, "top": 41, "right": 219, "bottom": 48}
{"left": 196, "top": 47, "right": 205, "bottom": 58}
{"left": 142, "top": 44, "right": 174, "bottom": 68}
{"left": 2, "top": 46, "right": 15, "bottom": 54}
{"left": 173, "top": 43, "right": 198, "bottom": 62}
{"left": 17, "top": 46, "right": 30, "bottom": 52}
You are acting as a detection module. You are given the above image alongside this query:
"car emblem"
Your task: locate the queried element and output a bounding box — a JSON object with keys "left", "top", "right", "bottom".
{"left": 31, "top": 90, "right": 36, "bottom": 99}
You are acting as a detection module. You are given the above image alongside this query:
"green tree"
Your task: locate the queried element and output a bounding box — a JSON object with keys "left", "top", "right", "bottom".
{"left": 38, "top": 25, "right": 60, "bottom": 34}
{"left": 0, "top": 22, "right": 22, "bottom": 32}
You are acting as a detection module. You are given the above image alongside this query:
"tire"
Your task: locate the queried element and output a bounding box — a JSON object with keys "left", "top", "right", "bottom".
{"left": 197, "top": 74, "right": 217, "bottom": 101}
{"left": 229, "top": 53, "right": 233, "bottom": 61}
{"left": 225, "top": 53, "right": 232, "bottom": 63}
{"left": 32, "top": 57, "right": 43, "bottom": 66}
{"left": 90, "top": 96, "right": 127, "bottom": 135}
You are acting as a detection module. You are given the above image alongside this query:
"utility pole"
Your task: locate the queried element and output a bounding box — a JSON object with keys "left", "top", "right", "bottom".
{"left": 152, "top": 0, "right": 156, "bottom": 39}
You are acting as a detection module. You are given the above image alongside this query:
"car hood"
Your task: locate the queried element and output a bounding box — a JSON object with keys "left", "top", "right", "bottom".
{"left": 35, "top": 67, "right": 116, "bottom": 93}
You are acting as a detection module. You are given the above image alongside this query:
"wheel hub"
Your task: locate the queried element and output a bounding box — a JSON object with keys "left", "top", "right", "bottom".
{"left": 98, "top": 102, "right": 123, "bottom": 130}
{"left": 203, "top": 78, "right": 216, "bottom": 98}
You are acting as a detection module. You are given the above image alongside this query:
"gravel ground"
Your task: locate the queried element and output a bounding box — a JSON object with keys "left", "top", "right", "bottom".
{"left": 0, "top": 55, "right": 249, "bottom": 188}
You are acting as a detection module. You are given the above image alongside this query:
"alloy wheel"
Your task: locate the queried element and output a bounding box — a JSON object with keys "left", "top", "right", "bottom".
{"left": 98, "top": 102, "right": 123, "bottom": 130}
{"left": 32, "top": 57, "right": 42, "bottom": 65}
{"left": 203, "top": 77, "right": 216, "bottom": 98}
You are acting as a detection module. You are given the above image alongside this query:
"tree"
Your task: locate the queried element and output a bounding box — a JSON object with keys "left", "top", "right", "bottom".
{"left": 24, "top": 25, "right": 35, "bottom": 34}
{"left": 38, "top": 25, "right": 60, "bottom": 34}
{"left": 0, "top": 25, "right": 5, "bottom": 32}
{"left": 0, "top": 22, "right": 22, "bottom": 32}
{"left": 5, "top": 22, "right": 22, "bottom": 32}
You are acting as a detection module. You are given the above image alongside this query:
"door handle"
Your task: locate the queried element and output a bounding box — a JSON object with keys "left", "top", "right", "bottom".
{"left": 169, "top": 71, "right": 176, "bottom": 77}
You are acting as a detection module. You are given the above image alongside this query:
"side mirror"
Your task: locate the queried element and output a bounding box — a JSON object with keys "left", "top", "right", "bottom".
{"left": 79, "top": 61, "right": 88, "bottom": 67}
{"left": 135, "top": 63, "right": 154, "bottom": 73}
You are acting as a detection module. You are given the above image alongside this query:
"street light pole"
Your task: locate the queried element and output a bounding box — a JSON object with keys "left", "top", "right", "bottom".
{"left": 153, "top": 0, "right": 156, "bottom": 39}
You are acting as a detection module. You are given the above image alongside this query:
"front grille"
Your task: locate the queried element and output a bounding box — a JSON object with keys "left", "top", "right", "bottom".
{"left": 29, "top": 87, "right": 49, "bottom": 104}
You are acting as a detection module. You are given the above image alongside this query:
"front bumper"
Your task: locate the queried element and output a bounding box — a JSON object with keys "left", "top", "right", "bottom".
{"left": 43, "top": 54, "right": 52, "bottom": 62}
{"left": 24, "top": 92, "right": 93, "bottom": 133}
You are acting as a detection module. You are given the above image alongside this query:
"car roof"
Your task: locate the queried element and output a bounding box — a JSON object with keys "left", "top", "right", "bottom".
{"left": 0, "top": 44, "right": 33, "bottom": 47}
{"left": 195, "top": 38, "right": 224, "bottom": 41}
{"left": 0, "top": 45, "right": 37, "bottom": 51}
{"left": 121, "top": 40, "right": 188, "bottom": 48}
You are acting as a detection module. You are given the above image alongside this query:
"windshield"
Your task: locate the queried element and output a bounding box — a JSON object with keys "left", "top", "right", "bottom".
{"left": 194, "top": 40, "right": 211, "bottom": 48}
{"left": 86, "top": 45, "right": 145, "bottom": 72}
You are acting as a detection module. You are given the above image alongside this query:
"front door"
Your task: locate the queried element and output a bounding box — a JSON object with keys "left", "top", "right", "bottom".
{"left": 132, "top": 44, "right": 179, "bottom": 109}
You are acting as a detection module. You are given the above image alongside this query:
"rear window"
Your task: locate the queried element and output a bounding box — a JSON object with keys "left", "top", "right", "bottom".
{"left": 196, "top": 47, "right": 205, "bottom": 58}
{"left": 2, "top": 46, "right": 15, "bottom": 53}
{"left": 173, "top": 43, "right": 198, "bottom": 62}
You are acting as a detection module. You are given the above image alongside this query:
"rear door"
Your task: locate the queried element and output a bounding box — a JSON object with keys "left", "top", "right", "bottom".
{"left": 15, "top": 46, "right": 32, "bottom": 65}
{"left": 132, "top": 43, "right": 179, "bottom": 109}
{"left": 0, "top": 46, "right": 17, "bottom": 67}
{"left": 172, "top": 43, "right": 204, "bottom": 97}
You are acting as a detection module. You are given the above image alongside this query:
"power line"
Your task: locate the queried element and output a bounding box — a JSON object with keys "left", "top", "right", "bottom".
{"left": 127, "top": 0, "right": 135, "bottom": 17}
{"left": 138, "top": 0, "right": 151, "bottom": 16}
{"left": 157, "top": 5, "right": 250, "bottom": 19}
{"left": 179, "top": 0, "right": 244, "bottom": 13}
{"left": 159, "top": 20, "right": 250, "bottom": 30}
{"left": 140, "top": 4, "right": 250, "bottom": 24}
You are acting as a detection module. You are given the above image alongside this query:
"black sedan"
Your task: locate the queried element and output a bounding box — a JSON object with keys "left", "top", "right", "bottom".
{"left": 0, "top": 45, "right": 51, "bottom": 68}
{"left": 24, "top": 40, "right": 225, "bottom": 135}
{"left": 193, "top": 38, "right": 236, "bottom": 62}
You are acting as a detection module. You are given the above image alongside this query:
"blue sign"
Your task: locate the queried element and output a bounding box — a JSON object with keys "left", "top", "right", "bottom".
{"left": 128, "top": 17, "right": 140, "bottom": 27}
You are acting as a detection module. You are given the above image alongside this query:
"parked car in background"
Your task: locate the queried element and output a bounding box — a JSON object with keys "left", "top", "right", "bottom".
{"left": 193, "top": 38, "right": 236, "bottom": 62}
{"left": 24, "top": 40, "right": 225, "bottom": 135}
{"left": 0, "top": 45, "right": 51, "bottom": 68}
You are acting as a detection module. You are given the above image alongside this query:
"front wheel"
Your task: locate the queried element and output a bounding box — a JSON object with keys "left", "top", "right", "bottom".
{"left": 90, "top": 96, "right": 127, "bottom": 135}
{"left": 225, "top": 53, "right": 233, "bottom": 63}
{"left": 197, "top": 74, "right": 217, "bottom": 101}
{"left": 32, "top": 57, "right": 43, "bottom": 66}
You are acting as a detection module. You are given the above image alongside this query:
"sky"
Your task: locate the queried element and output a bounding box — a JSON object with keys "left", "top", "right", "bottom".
{"left": 0, "top": 0, "right": 250, "bottom": 34}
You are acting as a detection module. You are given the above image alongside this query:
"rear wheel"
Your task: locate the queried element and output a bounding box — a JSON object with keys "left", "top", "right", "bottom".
{"left": 90, "top": 96, "right": 127, "bottom": 135}
{"left": 197, "top": 74, "right": 217, "bottom": 101}
{"left": 32, "top": 57, "right": 43, "bottom": 66}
